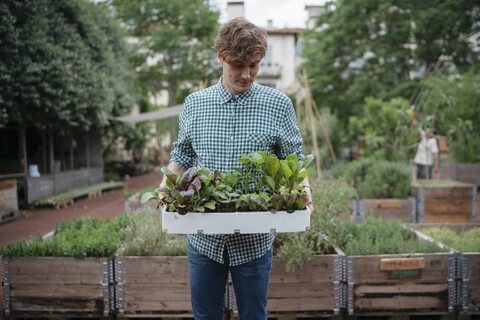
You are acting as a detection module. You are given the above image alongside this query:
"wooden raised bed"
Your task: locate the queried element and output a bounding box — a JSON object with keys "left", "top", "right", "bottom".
{"left": 1, "top": 257, "right": 112, "bottom": 318}
{"left": 345, "top": 252, "right": 456, "bottom": 316}
{"left": 411, "top": 179, "right": 477, "bottom": 223}
{"left": 352, "top": 198, "right": 415, "bottom": 223}
{"left": 228, "top": 252, "right": 345, "bottom": 318}
{"left": 114, "top": 256, "right": 193, "bottom": 318}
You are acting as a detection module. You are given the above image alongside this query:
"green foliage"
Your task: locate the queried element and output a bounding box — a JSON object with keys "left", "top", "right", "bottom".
{"left": 348, "top": 97, "right": 415, "bottom": 161}
{"left": 0, "top": 216, "right": 130, "bottom": 257}
{"left": 421, "top": 227, "right": 480, "bottom": 253}
{"left": 329, "top": 158, "right": 411, "bottom": 199}
{"left": 275, "top": 179, "right": 357, "bottom": 270}
{"left": 142, "top": 151, "right": 315, "bottom": 214}
{"left": 0, "top": 0, "right": 134, "bottom": 133}
{"left": 419, "top": 70, "right": 480, "bottom": 163}
{"left": 300, "top": 0, "right": 480, "bottom": 126}
{"left": 116, "top": 207, "right": 188, "bottom": 256}
{"left": 143, "top": 166, "right": 221, "bottom": 214}
{"left": 339, "top": 216, "right": 448, "bottom": 256}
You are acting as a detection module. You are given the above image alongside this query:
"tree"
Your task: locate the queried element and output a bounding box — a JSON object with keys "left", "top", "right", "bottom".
{"left": 108, "top": 0, "right": 220, "bottom": 143}
{"left": 0, "top": 0, "right": 134, "bottom": 135}
{"left": 301, "top": 0, "right": 480, "bottom": 126}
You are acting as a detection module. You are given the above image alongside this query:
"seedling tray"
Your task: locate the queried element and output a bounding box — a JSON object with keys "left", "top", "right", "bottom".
{"left": 162, "top": 208, "right": 310, "bottom": 234}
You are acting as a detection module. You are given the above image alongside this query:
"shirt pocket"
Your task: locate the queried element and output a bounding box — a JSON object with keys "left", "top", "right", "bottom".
{"left": 247, "top": 132, "right": 277, "bottom": 153}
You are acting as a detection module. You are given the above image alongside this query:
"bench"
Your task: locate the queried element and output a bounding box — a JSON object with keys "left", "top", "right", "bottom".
{"left": 32, "top": 181, "right": 124, "bottom": 209}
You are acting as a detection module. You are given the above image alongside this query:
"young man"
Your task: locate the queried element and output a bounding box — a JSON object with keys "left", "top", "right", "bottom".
{"left": 159, "top": 17, "right": 312, "bottom": 319}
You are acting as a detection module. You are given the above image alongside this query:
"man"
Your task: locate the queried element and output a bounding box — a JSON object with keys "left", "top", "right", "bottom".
{"left": 412, "top": 114, "right": 439, "bottom": 179}
{"left": 159, "top": 17, "right": 312, "bottom": 319}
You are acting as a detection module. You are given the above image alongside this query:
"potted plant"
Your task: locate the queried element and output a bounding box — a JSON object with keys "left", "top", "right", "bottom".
{"left": 140, "top": 151, "right": 314, "bottom": 234}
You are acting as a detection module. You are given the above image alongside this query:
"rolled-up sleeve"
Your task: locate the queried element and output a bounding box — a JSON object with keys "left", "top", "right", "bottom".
{"left": 277, "top": 98, "right": 304, "bottom": 160}
{"left": 170, "top": 100, "right": 196, "bottom": 170}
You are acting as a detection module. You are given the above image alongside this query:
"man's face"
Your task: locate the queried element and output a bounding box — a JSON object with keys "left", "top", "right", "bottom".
{"left": 218, "top": 51, "right": 261, "bottom": 95}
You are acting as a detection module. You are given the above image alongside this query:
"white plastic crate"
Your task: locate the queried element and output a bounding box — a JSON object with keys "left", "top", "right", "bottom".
{"left": 162, "top": 208, "right": 310, "bottom": 234}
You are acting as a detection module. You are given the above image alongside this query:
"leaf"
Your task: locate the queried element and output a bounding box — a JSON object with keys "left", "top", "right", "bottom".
{"left": 161, "top": 167, "right": 178, "bottom": 185}
{"left": 281, "top": 160, "right": 293, "bottom": 180}
{"left": 166, "top": 178, "right": 175, "bottom": 189}
{"left": 182, "top": 167, "right": 197, "bottom": 183}
{"left": 303, "top": 154, "right": 315, "bottom": 168}
{"left": 264, "top": 176, "right": 275, "bottom": 191}
{"left": 203, "top": 201, "right": 216, "bottom": 210}
{"left": 140, "top": 192, "right": 158, "bottom": 204}
{"left": 173, "top": 191, "right": 185, "bottom": 202}
{"left": 190, "top": 177, "right": 202, "bottom": 191}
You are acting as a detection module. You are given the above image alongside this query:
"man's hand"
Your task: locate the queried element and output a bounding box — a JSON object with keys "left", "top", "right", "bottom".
{"left": 300, "top": 172, "right": 314, "bottom": 215}
{"left": 158, "top": 162, "right": 185, "bottom": 212}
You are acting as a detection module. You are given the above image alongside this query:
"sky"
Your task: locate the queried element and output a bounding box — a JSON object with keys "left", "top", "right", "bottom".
{"left": 213, "top": 0, "right": 327, "bottom": 29}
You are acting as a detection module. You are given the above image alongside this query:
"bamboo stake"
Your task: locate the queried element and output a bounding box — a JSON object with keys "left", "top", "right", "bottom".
{"left": 300, "top": 69, "right": 322, "bottom": 178}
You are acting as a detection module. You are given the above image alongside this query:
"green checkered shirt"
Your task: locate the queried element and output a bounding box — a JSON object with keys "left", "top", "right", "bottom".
{"left": 170, "top": 77, "right": 304, "bottom": 266}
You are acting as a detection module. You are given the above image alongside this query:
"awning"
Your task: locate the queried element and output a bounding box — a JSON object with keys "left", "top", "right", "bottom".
{"left": 114, "top": 104, "right": 183, "bottom": 123}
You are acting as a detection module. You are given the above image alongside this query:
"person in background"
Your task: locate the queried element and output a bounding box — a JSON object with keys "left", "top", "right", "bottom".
{"left": 158, "top": 17, "right": 312, "bottom": 320}
{"left": 412, "top": 113, "right": 439, "bottom": 179}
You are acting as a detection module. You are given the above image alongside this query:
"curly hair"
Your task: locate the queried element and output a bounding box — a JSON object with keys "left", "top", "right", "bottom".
{"left": 214, "top": 17, "right": 267, "bottom": 65}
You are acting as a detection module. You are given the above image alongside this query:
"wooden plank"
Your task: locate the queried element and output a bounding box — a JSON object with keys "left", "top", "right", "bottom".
{"left": 466, "top": 253, "right": 480, "bottom": 280}
{"left": 10, "top": 274, "right": 103, "bottom": 284}
{"left": 124, "top": 300, "right": 193, "bottom": 312}
{"left": 424, "top": 199, "right": 472, "bottom": 214}
{"left": 269, "top": 256, "right": 336, "bottom": 283}
{"left": 11, "top": 284, "right": 103, "bottom": 299}
{"left": 11, "top": 298, "right": 102, "bottom": 313}
{"left": 354, "top": 294, "right": 447, "bottom": 310}
{"left": 8, "top": 257, "right": 106, "bottom": 276}
{"left": 351, "top": 254, "right": 450, "bottom": 279}
{"left": 123, "top": 284, "right": 190, "bottom": 301}
{"left": 266, "top": 297, "right": 335, "bottom": 312}
{"left": 354, "top": 283, "right": 447, "bottom": 295}
{"left": 424, "top": 212, "right": 471, "bottom": 223}
{"left": 267, "top": 283, "right": 334, "bottom": 299}
{"left": 423, "top": 187, "right": 473, "bottom": 199}
{"left": 467, "top": 280, "right": 480, "bottom": 311}
{"left": 119, "top": 257, "right": 189, "bottom": 276}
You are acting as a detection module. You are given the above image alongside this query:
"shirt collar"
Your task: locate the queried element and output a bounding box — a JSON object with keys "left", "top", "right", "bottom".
{"left": 216, "top": 76, "right": 256, "bottom": 106}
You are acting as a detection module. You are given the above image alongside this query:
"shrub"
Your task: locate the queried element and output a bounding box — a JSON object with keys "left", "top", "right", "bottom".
{"left": 116, "top": 206, "right": 187, "bottom": 256}
{"left": 274, "top": 179, "right": 357, "bottom": 270}
{"left": 0, "top": 215, "right": 129, "bottom": 258}
{"left": 339, "top": 216, "right": 448, "bottom": 256}
{"left": 329, "top": 158, "right": 411, "bottom": 199}
{"left": 421, "top": 227, "right": 480, "bottom": 253}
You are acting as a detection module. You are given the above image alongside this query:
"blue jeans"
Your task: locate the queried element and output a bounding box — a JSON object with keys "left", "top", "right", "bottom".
{"left": 187, "top": 241, "right": 273, "bottom": 320}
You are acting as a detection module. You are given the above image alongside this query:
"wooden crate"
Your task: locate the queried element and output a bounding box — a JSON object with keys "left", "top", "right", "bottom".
{"left": 346, "top": 252, "right": 456, "bottom": 316}
{"left": 228, "top": 253, "right": 344, "bottom": 318}
{"left": 114, "top": 256, "right": 193, "bottom": 318}
{"left": 411, "top": 180, "right": 477, "bottom": 223}
{"left": 353, "top": 198, "right": 415, "bottom": 223}
{"left": 1, "top": 257, "right": 111, "bottom": 318}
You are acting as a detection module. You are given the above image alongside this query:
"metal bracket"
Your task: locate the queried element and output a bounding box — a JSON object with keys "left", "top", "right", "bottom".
{"left": 472, "top": 186, "right": 477, "bottom": 224}
{"left": 102, "top": 260, "right": 111, "bottom": 317}
{"left": 115, "top": 259, "right": 125, "bottom": 315}
{"left": 460, "top": 254, "right": 469, "bottom": 313}
{"left": 346, "top": 258, "right": 354, "bottom": 315}
{"left": 448, "top": 254, "right": 458, "bottom": 311}
{"left": 416, "top": 187, "right": 424, "bottom": 223}
{"left": 333, "top": 256, "right": 344, "bottom": 314}
{"left": 2, "top": 259, "right": 10, "bottom": 317}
